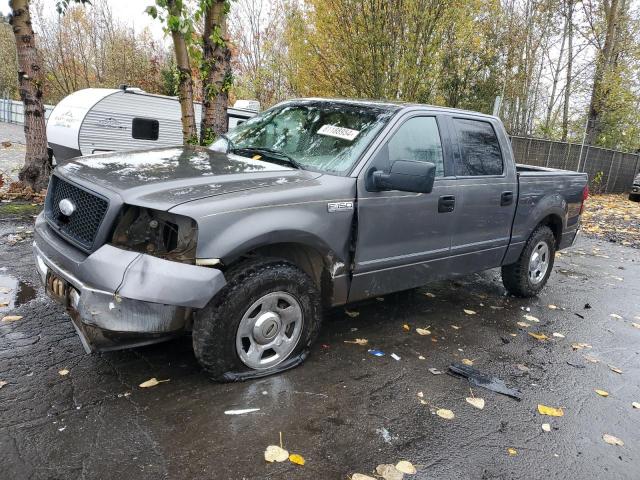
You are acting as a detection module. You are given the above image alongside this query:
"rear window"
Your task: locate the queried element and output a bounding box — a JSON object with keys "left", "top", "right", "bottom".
{"left": 454, "top": 118, "right": 503, "bottom": 176}
{"left": 132, "top": 118, "right": 159, "bottom": 141}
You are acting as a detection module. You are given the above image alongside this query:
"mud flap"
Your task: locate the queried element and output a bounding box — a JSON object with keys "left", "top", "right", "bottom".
{"left": 220, "top": 350, "right": 309, "bottom": 382}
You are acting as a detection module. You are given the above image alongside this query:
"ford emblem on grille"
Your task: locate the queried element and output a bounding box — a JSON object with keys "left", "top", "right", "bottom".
{"left": 59, "top": 198, "right": 76, "bottom": 216}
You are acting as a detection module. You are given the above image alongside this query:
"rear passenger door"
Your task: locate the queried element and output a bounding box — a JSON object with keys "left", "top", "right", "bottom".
{"left": 447, "top": 116, "right": 517, "bottom": 275}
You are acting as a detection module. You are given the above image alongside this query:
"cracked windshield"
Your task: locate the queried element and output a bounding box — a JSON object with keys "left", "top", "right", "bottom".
{"left": 213, "top": 101, "right": 397, "bottom": 174}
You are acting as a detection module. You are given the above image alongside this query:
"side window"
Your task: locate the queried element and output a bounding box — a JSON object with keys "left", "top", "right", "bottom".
{"left": 386, "top": 116, "right": 444, "bottom": 177}
{"left": 453, "top": 118, "right": 503, "bottom": 176}
{"left": 132, "top": 118, "right": 159, "bottom": 141}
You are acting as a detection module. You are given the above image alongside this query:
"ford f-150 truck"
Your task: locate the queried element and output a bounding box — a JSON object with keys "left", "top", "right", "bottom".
{"left": 33, "top": 99, "right": 588, "bottom": 381}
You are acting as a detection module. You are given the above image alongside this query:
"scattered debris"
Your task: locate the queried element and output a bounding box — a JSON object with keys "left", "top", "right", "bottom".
{"left": 139, "top": 378, "right": 170, "bottom": 388}
{"left": 345, "top": 310, "right": 360, "bottom": 318}
{"left": 632, "top": 402, "right": 640, "bottom": 409}
{"left": 351, "top": 474, "right": 376, "bottom": 480}
{"left": 608, "top": 365, "right": 623, "bottom": 374}
{"left": 548, "top": 304, "right": 558, "bottom": 310}
{"left": 527, "top": 332, "right": 549, "bottom": 341}
{"left": 584, "top": 303, "right": 592, "bottom": 309}
{"left": 368, "top": 349, "right": 385, "bottom": 357}
{"left": 416, "top": 327, "right": 431, "bottom": 336}
{"left": 466, "top": 397, "right": 485, "bottom": 410}
{"left": 516, "top": 364, "right": 530, "bottom": 372}
{"left": 631, "top": 323, "right": 640, "bottom": 329}
{"left": 541, "top": 423, "right": 551, "bottom": 432}
{"left": 1, "top": 315, "right": 23, "bottom": 323}
{"left": 523, "top": 314, "right": 540, "bottom": 322}
{"left": 552, "top": 332, "right": 565, "bottom": 338}
{"left": 463, "top": 309, "right": 477, "bottom": 315}
{"left": 395, "top": 460, "right": 417, "bottom": 474}
{"left": 436, "top": 408, "right": 455, "bottom": 420}
{"left": 344, "top": 338, "right": 368, "bottom": 346}
{"left": 602, "top": 434, "right": 624, "bottom": 446}
{"left": 451, "top": 325, "right": 461, "bottom": 330}
{"left": 418, "top": 355, "right": 425, "bottom": 360}
{"left": 390, "top": 353, "right": 401, "bottom": 361}
{"left": 571, "top": 343, "right": 592, "bottom": 350}
{"left": 424, "top": 292, "right": 436, "bottom": 298}
{"left": 595, "top": 389, "right": 609, "bottom": 397}
{"left": 376, "top": 427, "right": 393, "bottom": 444}
{"left": 609, "top": 313, "right": 623, "bottom": 320}
{"left": 224, "top": 408, "right": 260, "bottom": 415}
{"left": 428, "top": 367, "right": 443, "bottom": 375}
{"left": 449, "top": 363, "right": 522, "bottom": 400}
{"left": 376, "top": 464, "right": 403, "bottom": 480}
{"left": 0, "top": 380, "right": 7, "bottom": 389}
{"left": 264, "top": 445, "right": 289, "bottom": 462}
{"left": 583, "top": 355, "right": 599, "bottom": 363}
{"left": 58, "top": 369, "right": 69, "bottom": 376}
{"left": 507, "top": 447, "right": 518, "bottom": 456}
{"left": 461, "top": 358, "right": 474, "bottom": 366}
{"left": 537, "top": 404, "right": 564, "bottom": 417}
{"left": 517, "top": 321, "right": 531, "bottom": 328}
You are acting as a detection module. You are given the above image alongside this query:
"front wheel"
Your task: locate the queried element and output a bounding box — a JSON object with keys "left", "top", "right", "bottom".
{"left": 502, "top": 226, "right": 556, "bottom": 297}
{"left": 193, "top": 258, "right": 322, "bottom": 382}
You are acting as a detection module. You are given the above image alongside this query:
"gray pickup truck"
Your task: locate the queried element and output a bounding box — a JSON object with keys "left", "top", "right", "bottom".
{"left": 33, "top": 99, "right": 588, "bottom": 381}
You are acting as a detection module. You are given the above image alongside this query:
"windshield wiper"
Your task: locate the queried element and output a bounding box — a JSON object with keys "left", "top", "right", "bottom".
{"left": 231, "top": 146, "right": 304, "bottom": 170}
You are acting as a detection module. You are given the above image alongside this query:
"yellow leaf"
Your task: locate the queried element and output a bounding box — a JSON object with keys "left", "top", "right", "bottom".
{"left": 602, "top": 434, "right": 624, "bottom": 446}
{"left": 395, "top": 460, "right": 416, "bottom": 474}
{"left": 528, "top": 332, "right": 549, "bottom": 341}
{"left": 517, "top": 321, "right": 531, "bottom": 328}
{"left": 466, "top": 397, "right": 485, "bottom": 410}
{"left": 608, "top": 365, "right": 623, "bottom": 374}
{"left": 58, "top": 369, "right": 69, "bottom": 376}
{"left": 436, "top": 408, "right": 455, "bottom": 420}
{"left": 344, "top": 338, "right": 368, "bottom": 346}
{"left": 462, "top": 358, "right": 474, "bottom": 366}
{"left": 416, "top": 328, "right": 431, "bottom": 336}
{"left": 139, "top": 377, "right": 170, "bottom": 388}
{"left": 1, "top": 315, "right": 23, "bottom": 323}
{"left": 572, "top": 343, "right": 592, "bottom": 350}
{"left": 595, "top": 389, "right": 609, "bottom": 397}
{"left": 463, "top": 309, "right": 476, "bottom": 315}
{"left": 402, "top": 324, "right": 411, "bottom": 331}
{"left": 376, "top": 464, "right": 403, "bottom": 480}
{"left": 538, "top": 404, "right": 564, "bottom": 417}
{"left": 507, "top": 448, "right": 517, "bottom": 456}
{"left": 289, "top": 453, "right": 305, "bottom": 465}
{"left": 264, "top": 445, "right": 289, "bottom": 462}
{"left": 523, "top": 314, "right": 540, "bottom": 323}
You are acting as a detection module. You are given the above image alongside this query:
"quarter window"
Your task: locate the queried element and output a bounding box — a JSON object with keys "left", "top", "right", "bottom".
{"left": 453, "top": 118, "right": 503, "bottom": 176}
{"left": 386, "top": 116, "right": 445, "bottom": 177}
{"left": 132, "top": 118, "right": 159, "bottom": 141}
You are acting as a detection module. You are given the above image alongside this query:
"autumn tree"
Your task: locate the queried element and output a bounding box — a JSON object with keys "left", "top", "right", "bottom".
{"left": 0, "top": 14, "right": 19, "bottom": 100}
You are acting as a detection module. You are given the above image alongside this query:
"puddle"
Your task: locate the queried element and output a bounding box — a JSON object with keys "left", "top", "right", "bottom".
{"left": 0, "top": 274, "right": 37, "bottom": 310}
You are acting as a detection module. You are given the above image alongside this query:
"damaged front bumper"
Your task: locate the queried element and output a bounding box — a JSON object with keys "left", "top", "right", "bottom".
{"left": 33, "top": 214, "right": 226, "bottom": 353}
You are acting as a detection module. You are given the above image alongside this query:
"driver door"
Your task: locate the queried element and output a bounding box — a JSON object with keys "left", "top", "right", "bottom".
{"left": 348, "top": 114, "right": 458, "bottom": 302}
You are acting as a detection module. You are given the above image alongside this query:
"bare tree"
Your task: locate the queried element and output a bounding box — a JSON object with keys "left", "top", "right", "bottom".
{"left": 562, "top": 0, "right": 574, "bottom": 141}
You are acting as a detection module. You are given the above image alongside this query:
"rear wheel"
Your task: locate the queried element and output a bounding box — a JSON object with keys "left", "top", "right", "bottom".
{"left": 502, "top": 226, "right": 556, "bottom": 297}
{"left": 193, "top": 258, "right": 321, "bottom": 382}
{"left": 629, "top": 193, "right": 640, "bottom": 202}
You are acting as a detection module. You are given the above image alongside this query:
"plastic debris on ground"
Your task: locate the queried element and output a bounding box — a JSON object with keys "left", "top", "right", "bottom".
{"left": 368, "top": 349, "right": 385, "bottom": 357}
{"left": 449, "top": 363, "right": 522, "bottom": 400}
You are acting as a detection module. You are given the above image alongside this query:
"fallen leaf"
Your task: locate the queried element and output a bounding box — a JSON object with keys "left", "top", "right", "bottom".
{"left": 58, "top": 369, "right": 69, "bottom": 376}
{"left": 602, "top": 434, "right": 624, "bottom": 446}
{"left": 424, "top": 292, "right": 436, "bottom": 298}
{"left": 351, "top": 474, "right": 376, "bottom": 480}
{"left": 631, "top": 323, "right": 640, "bottom": 329}
{"left": 516, "top": 363, "right": 530, "bottom": 372}
{"left": 436, "top": 408, "right": 455, "bottom": 420}
{"left": 507, "top": 447, "right": 518, "bottom": 456}
{"left": 1, "top": 315, "right": 23, "bottom": 323}
{"left": 583, "top": 355, "right": 600, "bottom": 363}
{"left": 344, "top": 338, "right": 368, "bottom": 346}
{"left": 0, "top": 302, "right": 8, "bottom": 308}
{"left": 418, "top": 355, "right": 426, "bottom": 360}
{"left": 417, "top": 391, "right": 424, "bottom": 398}
{"left": 139, "top": 378, "right": 170, "bottom": 388}
{"left": 344, "top": 310, "right": 360, "bottom": 318}
{"left": 451, "top": 325, "right": 461, "bottom": 330}
{"left": 571, "top": 343, "right": 592, "bottom": 350}
{"left": 376, "top": 297, "right": 385, "bottom": 302}
{"left": 552, "top": 332, "right": 565, "bottom": 338}
{"left": 402, "top": 324, "right": 411, "bottom": 331}
{"left": 376, "top": 464, "right": 403, "bottom": 480}
{"left": 416, "top": 328, "right": 431, "bottom": 336}
{"left": 395, "top": 460, "right": 417, "bottom": 474}
{"left": 466, "top": 397, "right": 485, "bottom": 410}
{"left": 523, "top": 314, "right": 540, "bottom": 322}
{"left": 538, "top": 404, "right": 564, "bottom": 417}
{"left": 528, "top": 332, "right": 549, "bottom": 341}
{"left": 632, "top": 402, "right": 640, "bottom": 409}
{"left": 517, "top": 321, "right": 531, "bottom": 328}
{"left": 264, "top": 445, "right": 289, "bottom": 462}
{"left": 463, "top": 309, "right": 477, "bottom": 315}
{"left": 609, "top": 314, "right": 623, "bottom": 320}
{"left": 0, "top": 380, "right": 7, "bottom": 389}
{"left": 462, "top": 358, "right": 474, "bottom": 366}
{"left": 595, "top": 389, "right": 609, "bottom": 397}
{"left": 541, "top": 423, "right": 551, "bottom": 432}
{"left": 289, "top": 453, "right": 305, "bottom": 465}
{"left": 428, "top": 367, "right": 443, "bottom": 375}
{"left": 548, "top": 304, "right": 558, "bottom": 310}
{"left": 608, "top": 365, "right": 623, "bottom": 374}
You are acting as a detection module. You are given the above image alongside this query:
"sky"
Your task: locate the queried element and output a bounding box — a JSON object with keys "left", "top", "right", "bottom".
{"left": 0, "top": 0, "right": 166, "bottom": 41}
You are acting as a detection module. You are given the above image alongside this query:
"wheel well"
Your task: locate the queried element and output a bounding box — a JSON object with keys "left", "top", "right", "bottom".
{"left": 538, "top": 214, "right": 562, "bottom": 247}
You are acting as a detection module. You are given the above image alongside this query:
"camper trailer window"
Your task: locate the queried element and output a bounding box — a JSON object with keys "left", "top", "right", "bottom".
{"left": 132, "top": 118, "right": 160, "bottom": 141}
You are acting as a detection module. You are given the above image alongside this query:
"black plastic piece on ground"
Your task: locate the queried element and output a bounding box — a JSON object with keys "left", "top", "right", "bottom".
{"left": 449, "top": 363, "right": 523, "bottom": 401}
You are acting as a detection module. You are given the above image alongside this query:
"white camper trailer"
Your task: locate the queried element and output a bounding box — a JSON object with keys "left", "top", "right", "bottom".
{"left": 46, "top": 87, "right": 259, "bottom": 162}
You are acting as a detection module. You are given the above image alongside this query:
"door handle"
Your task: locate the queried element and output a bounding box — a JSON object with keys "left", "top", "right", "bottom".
{"left": 501, "top": 191, "right": 514, "bottom": 206}
{"left": 438, "top": 195, "right": 455, "bottom": 213}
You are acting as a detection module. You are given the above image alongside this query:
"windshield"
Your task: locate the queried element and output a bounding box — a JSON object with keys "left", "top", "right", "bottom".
{"left": 213, "top": 101, "right": 397, "bottom": 175}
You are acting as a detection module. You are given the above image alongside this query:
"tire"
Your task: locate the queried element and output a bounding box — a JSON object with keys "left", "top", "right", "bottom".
{"left": 501, "top": 225, "right": 556, "bottom": 297}
{"left": 629, "top": 193, "right": 640, "bottom": 202}
{"left": 193, "top": 257, "right": 321, "bottom": 382}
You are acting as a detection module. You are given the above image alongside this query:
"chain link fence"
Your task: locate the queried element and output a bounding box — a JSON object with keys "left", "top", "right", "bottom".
{"left": 511, "top": 136, "right": 640, "bottom": 194}
{"left": 0, "top": 97, "right": 54, "bottom": 124}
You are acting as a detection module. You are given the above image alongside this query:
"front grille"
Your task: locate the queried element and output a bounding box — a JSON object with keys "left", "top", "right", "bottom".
{"left": 46, "top": 176, "right": 109, "bottom": 250}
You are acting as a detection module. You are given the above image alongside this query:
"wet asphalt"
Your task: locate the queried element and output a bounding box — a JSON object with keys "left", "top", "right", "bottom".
{"left": 1, "top": 214, "right": 639, "bottom": 480}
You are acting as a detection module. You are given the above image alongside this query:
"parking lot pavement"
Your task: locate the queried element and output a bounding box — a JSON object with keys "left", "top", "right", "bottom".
{"left": 1, "top": 213, "right": 639, "bottom": 480}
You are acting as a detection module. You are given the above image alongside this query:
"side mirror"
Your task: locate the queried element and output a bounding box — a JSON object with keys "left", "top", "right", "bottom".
{"left": 367, "top": 160, "right": 436, "bottom": 194}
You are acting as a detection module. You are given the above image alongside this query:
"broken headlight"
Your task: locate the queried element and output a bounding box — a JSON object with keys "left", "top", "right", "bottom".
{"left": 111, "top": 205, "right": 198, "bottom": 264}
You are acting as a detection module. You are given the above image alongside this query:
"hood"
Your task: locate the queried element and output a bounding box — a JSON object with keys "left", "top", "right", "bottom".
{"left": 56, "top": 146, "right": 322, "bottom": 210}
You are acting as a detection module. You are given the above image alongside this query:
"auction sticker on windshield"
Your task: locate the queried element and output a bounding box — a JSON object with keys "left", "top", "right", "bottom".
{"left": 317, "top": 124, "right": 360, "bottom": 141}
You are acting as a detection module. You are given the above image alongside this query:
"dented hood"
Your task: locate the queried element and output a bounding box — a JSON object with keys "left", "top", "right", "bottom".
{"left": 56, "top": 146, "right": 321, "bottom": 210}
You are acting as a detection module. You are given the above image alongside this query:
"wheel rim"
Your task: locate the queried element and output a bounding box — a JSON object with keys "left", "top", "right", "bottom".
{"left": 236, "top": 291, "right": 303, "bottom": 370}
{"left": 528, "top": 241, "right": 550, "bottom": 285}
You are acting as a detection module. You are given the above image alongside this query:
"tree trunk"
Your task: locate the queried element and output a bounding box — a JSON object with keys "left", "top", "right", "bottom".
{"left": 561, "top": 0, "right": 573, "bottom": 142}
{"left": 200, "top": 0, "right": 232, "bottom": 144}
{"left": 585, "top": 0, "right": 620, "bottom": 145}
{"left": 167, "top": 0, "right": 197, "bottom": 144}
{"left": 10, "top": 0, "right": 50, "bottom": 192}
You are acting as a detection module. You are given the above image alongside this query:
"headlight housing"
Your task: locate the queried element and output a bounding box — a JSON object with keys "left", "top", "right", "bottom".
{"left": 111, "top": 205, "right": 198, "bottom": 264}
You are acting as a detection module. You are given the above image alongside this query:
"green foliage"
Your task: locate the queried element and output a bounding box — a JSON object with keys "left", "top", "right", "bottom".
{"left": 55, "top": 0, "right": 91, "bottom": 15}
